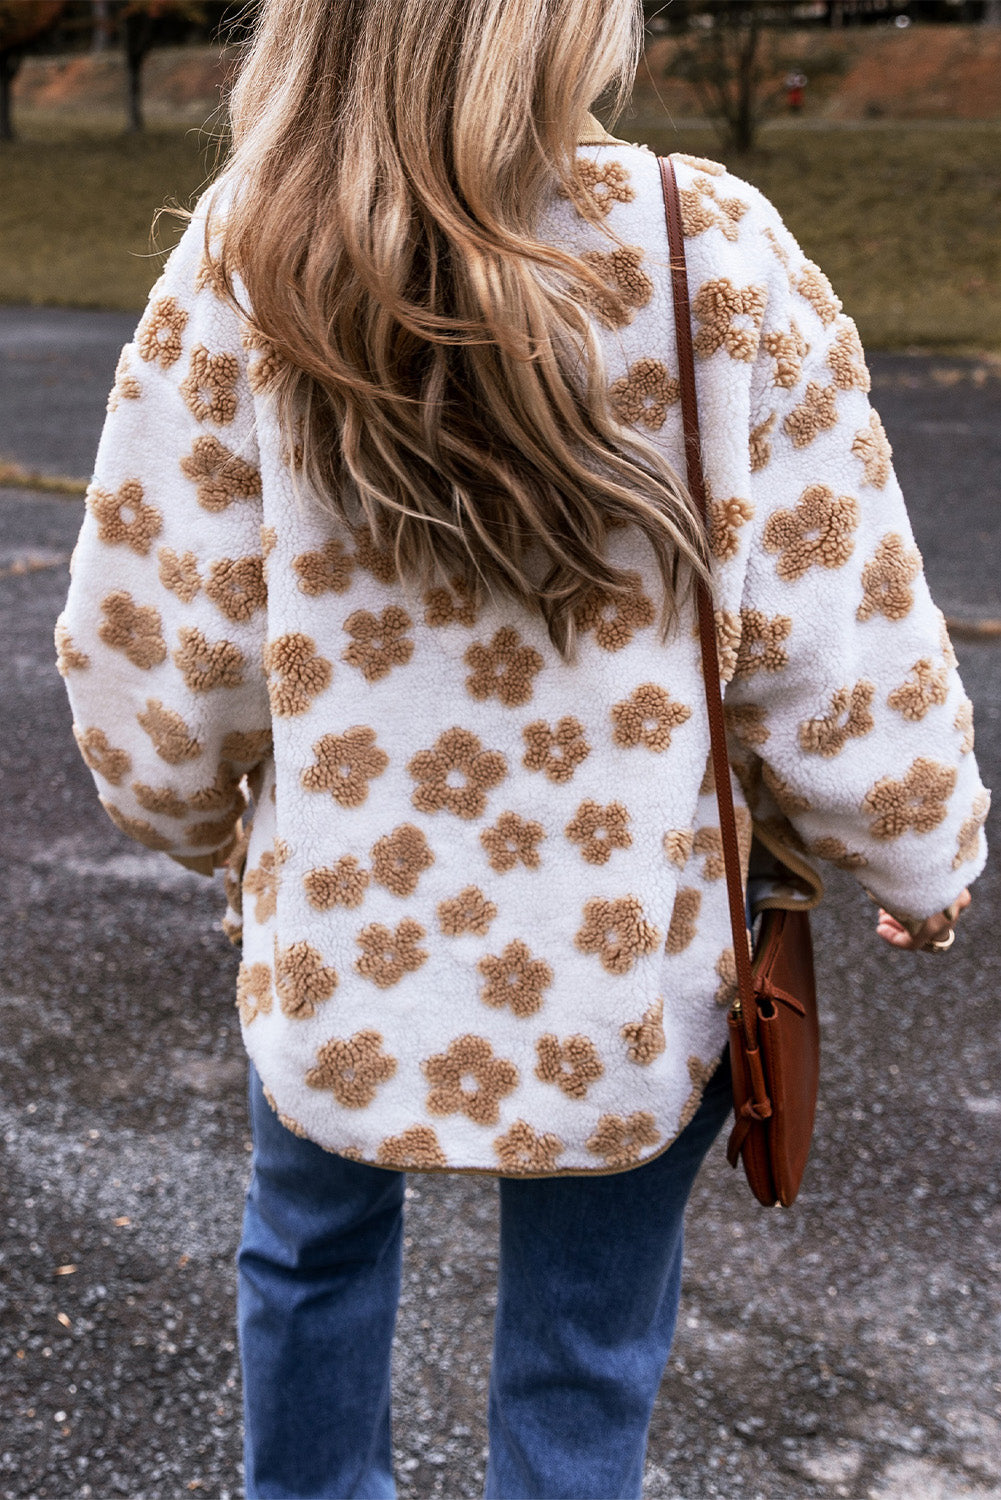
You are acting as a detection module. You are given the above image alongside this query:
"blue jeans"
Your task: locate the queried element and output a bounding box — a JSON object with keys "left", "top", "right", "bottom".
{"left": 238, "top": 1049, "right": 733, "bottom": 1500}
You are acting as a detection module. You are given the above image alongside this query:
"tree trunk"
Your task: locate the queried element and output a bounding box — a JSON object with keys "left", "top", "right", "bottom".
{"left": 91, "top": 0, "right": 111, "bottom": 51}
{"left": 733, "top": 13, "right": 760, "bottom": 153}
{"left": 0, "top": 51, "right": 23, "bottom": 142}
{"left": 123, "top": 12, "right": 153, "bottom": 133}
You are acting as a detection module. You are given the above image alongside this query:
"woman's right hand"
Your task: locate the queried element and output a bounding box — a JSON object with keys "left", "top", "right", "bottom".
{"left": 875, "top": 889, "right": 971, "bottom": 953}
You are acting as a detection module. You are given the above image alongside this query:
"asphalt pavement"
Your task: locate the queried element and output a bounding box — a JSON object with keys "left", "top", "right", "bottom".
{"left": 1, "top": 307, "right": 1000, "bottom": 1500}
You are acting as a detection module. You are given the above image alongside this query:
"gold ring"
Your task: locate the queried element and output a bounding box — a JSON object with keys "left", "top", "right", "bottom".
{"left": 926, "top": 929, "right": 955, "bottom": 953}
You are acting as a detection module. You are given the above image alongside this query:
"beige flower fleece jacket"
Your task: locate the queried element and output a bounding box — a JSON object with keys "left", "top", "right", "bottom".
{"left": 57, "top": 141, "right": 989, "bottom": 1176}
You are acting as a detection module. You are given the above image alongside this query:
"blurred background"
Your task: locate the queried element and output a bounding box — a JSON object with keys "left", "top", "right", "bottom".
{"left": 1, "top": 4, "right": 999, "bottom": 1499}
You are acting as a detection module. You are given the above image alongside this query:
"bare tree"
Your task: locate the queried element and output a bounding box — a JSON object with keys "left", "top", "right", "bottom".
{"left": 0, "top": 1, "right": 66, "bottom": 141}
{"left": 119, "top": 0, "right": 202, "bottom": 132}
{"left": 661, "top": 0, "right": 844, "bottom": 153}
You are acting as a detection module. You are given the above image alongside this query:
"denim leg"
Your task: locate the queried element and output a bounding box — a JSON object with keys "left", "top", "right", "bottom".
{"left": 239, "top": 1064, "right": 405, "bottom": 1500}
{"left": 485, "top": 1049, "right": 733, "bottom": 1500}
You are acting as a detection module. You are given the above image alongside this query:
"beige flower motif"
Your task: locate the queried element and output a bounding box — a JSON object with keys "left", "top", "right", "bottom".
{"left": 241, "top": 327, "right": 285, "bottom": 395}
{"left": 662, "top": 829, "right": 693, "bottom": 868}
{"left": 424, "top": 575, "right": 478, "bottom": 627}
{"left": 715, "top": 946, "right": 739, "bottom": 1007}
{"left": 782, "top": 381, "right": 839, "bottom": 449}
{"left": 852, "top": 410, "right": 893, "bottom": 487}
{"left": 481, "top": 811, "right": 546, "bottom": 873}
{"left": 794, "top": 261, "right": 842, "bottom": 326}
{"left": 409, "top": 727, "right": 506, "bottom": 819}
{"left": 679, "top": 175, "right": 747, "bottom": 242}
{"left": 575, "top": 896, "right": 660, "bottom": 975}
{"left": 666, "top": 886, "right": 702, "bottom": 955}
{"left": 303, "top": 856, "right": 371, "bottom": 912}
{"left": 423, "top": 1035, "right": 519, "bottom": 1126}
{"left": 575, "top": 574, "right": 655, "bottom": 651}
{"left": 136, "top": 295, "right": 188, "bottom": 368}
{"left": 678, "top": 1055, "right": 719, "bottom": 1131}
{"left": 306, "top": 1030, "right": 397, "bottom": 1108}
{"left": 734, "top": 610, "right": 792, "bottom": 679}
{"left": 708, "top": 494, "right": 755, "bottom": 563}
{"left": 351, "top": 527, "right": 398, "bottom": 585}
{"left": 887, "top": 659, "right": 948, "bottom": 722}
{"left": 131, "top": 782, "right": 188, "bottom": 818}
{"left": 355, "top": 919, "right": 428, "bottom": 988}
{"left": 342, "top": 606, "right": 414, "bottom": 683}
{"left": 371, "top": 823, "right": 434, "bottom": 897}
{"left": 673, "top": 153, "right": 725, "bottom": 177}
{"left": 465, "top": 627, "right": 543, "bottom": 707}
{"left": 827, "top": 318, "right": 870, "bottom": 392}
{"left": 264, "top": 632, "right": 332, "bottom": 716}
{"left": 73, "top": 726, "right": 131, "bottom": 785}
{"left": 762, "top": 225, "right": 791, "bottom": 267}
{"left": 236, "top": 962, "right": 273, "bottom": 1026}
{"left": 244, "top": 839, "right": 290, "bottom": 923}
{"left": 438, "top": 885, "right": 498, "bottom": 938}
{"left": 750, "top": 411, "right": 777, "bottom": 473}
{"left": 302, "top": 727, "right": 389, "bottom": 807}
{"left": 953, "top": 790, "right": 990, "bottom": 870}
{"left": 711, "top": 609, "right": 742, "bottom": 684}
{"left": 565, "top": 800, "right": 632, "bottom": 866}
{"left": 725, "top": 702, "right": 770, "bottom": 748}
{"left": 954, "top": 699, "right": 974, "bottom": 755}
{"left": 493, "top": 1121, "right": 564, "bottom": 1174}
{"left": 99, "top": 591, "right": 166, "bottom": 669}
{"left": 54, "top": 622, "right": 89, "bottom": 676}
{"left": 692, "top": 278, "right": 767, "bottom": 362}
{"left": 137, "top": 699, "right": 202, "bottom": 763}
{"left": 608, "top": 358, "right": 680, "bottom": 430}
{"left": 534, "top": 1034, "right": 604, "bottom": 1100}
{"left": 761, "top": 765, "right": 811, "bottom": 818}
{"left": 761, "top": 321, "right": 809, "bottom": 389}
{"left": 576, "top": 246, "right": 654, "bottom": 329}
{"left": 260, "top": 526, "right": 277, "bottom": 557}
{"left": 611, "top": 683, "right": 691, "bottom": 752}
{"left": 692, "top": 826, "right": 725, "bottom": 881}
{"left": 293, "top": 538, "right": 355, "bottom": 596}
{"left": 262, "top": 1086, "right": 308, "bottom": 1137}
{"left": 221, "top": 728, "right": 272, "bottom": 766}
{"left": 205, "top": 556, "right": 267, "bottom": 623}
{"left": 174, "top": 626, "right": 245, "bottom": 691}
{"left": 763, "top": 483, "right": 860, "bottom": 582}
{"left": 808, "top": 836, "right": 868, "bottom": 871}
{"left": 107, "top": 347, "right": 141, "bottom": 410}
{"left": 621, "top": 997, "right": 666, "bottom": 1065}
{"left": 87, "top": 479, "right": 162, "bottom": 556}
{"left": 856, "top": 533, "right": 921, "bottom": 622}
{"left": 521, "top": 717, "right": 590, "bottom": 783}
{"left": 798, "top": 680, "right": 876, "bottom": 756}
{"left": 180, "top": 345, "right": 240, "bottom": 425}
{"left": 586, "top": 1111, "right": 659, "bottom": 1169}
{"left": 100, "top": 801, "right": 174, "bottom": 851}
{"left": 376, "top": 1125, "right": 448, "bottom": 1169}
{"left": 194, "top": 252, "right": 228, "bottom": 299}
{"left": 186, "top": 807, "right": 243, "bottom": 850}
{"left": 274, "top": 940, "right": 338, "bottom": 1018}
{"left": 564, "top": 157, "right": 636, "bottom": 218}
{"left": 158, "top": 547, "right": 201, "bottom": 603}
{"left": 179, "top": 435, "right": 261, "bottom": 511}
{"left": 862, "top": 757, "right": 958, "bottom": 839}
{"left": 478, "top": 941, "right": 553, "bottom": 1018}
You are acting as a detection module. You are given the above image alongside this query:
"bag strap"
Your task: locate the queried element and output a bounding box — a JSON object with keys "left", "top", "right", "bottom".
{"left": 657, "top": 154, "right": 756, "bottom": 1044}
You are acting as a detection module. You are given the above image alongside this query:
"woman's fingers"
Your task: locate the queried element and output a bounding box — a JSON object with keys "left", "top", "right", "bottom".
{"left": 875, "top": 888, "right": 971, "bottom": 951}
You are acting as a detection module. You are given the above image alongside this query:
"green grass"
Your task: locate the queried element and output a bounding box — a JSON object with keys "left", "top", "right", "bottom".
{"left": 1, "top": 119, "right": 999, "bottom": 351}
{"left": 0, "top": 123, "right": 221, "bottom": 310}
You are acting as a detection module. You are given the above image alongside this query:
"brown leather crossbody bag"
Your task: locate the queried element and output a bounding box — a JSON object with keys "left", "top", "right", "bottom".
{"left": 659, "top": 154, "right": 820, "bottom": 1208}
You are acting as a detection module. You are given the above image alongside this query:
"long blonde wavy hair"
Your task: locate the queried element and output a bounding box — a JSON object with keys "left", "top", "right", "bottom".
{"left": 206, "top": 0, "right": 709, "bottom": 655}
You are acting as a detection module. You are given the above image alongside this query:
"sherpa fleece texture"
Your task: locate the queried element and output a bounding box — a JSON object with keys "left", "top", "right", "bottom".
{"left": 57, "top": 142, "right": 989, "bottom": 1175}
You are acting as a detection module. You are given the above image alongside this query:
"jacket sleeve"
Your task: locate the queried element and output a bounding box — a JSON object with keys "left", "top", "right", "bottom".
{"left": 55, "top": 198, "right": 272, "bottom": 868}
{"left": 721, "top": 198, "right": 989, "bottom": 922}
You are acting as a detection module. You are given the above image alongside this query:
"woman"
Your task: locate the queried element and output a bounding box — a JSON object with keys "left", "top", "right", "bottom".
{"left": 57, "top": 0, "right": 988, "bottom": 1495}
